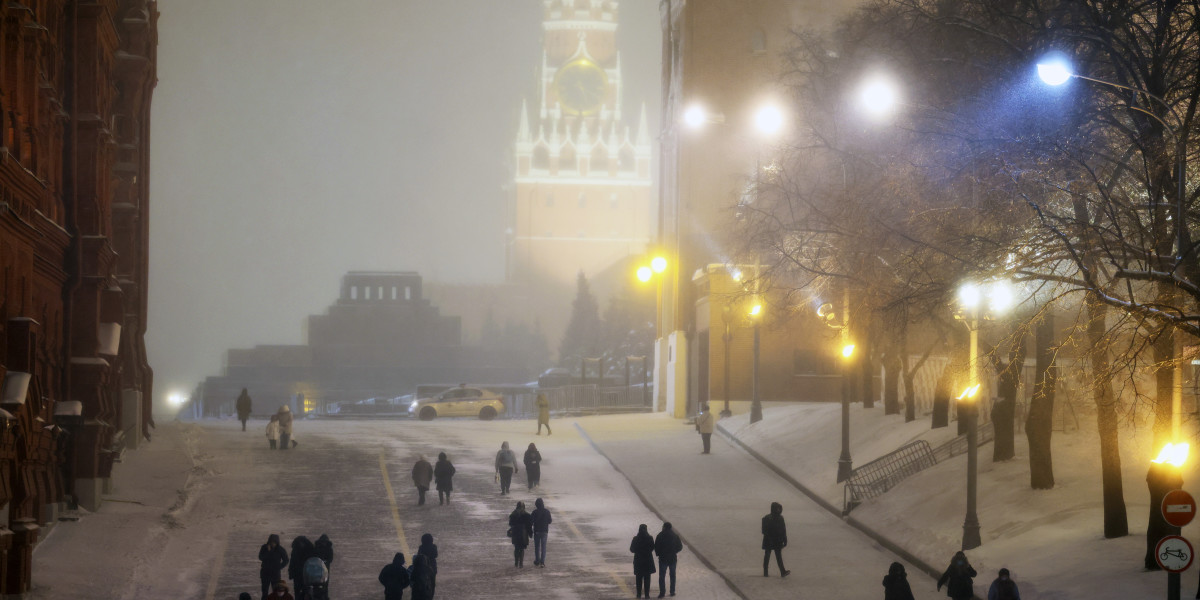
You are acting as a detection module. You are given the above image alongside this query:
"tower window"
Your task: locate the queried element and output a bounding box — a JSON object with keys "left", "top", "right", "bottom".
{"left": 578, "top": 192, "right": 587, "bottom": 208}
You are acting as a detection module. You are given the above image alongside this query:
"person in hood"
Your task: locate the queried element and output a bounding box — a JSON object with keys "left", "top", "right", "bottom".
{"left": 937, "top": 551, "right": 977, "bottom": 600}
{"left": 412, "top": 454, "right": 434, "bottom": 505}
{"left": 654, "top": 522, "right": 683, "bottom": 597}
{"left": 883, "top": 562, "right": 915, "bottom": 600}
{"left": 630, "top": 524, "right": 657, "bottom": 599}
{"left": 508, "top": 500, "right": 533, "bottom": 567}
{"left": 536, "top": 392, "right": 552, "bottom": 435}
{"left": 761, "top": 501, "right": 790, "bottom": 577}
{"left": 277, "top": 405, "right": 295, "bottom": 450}
{"left": 266, "top": 580, "right": 293, "bottom": 600}
{"left": 531, "top": 497, "right": 553, "bottom": 567}
{"left": 265, "top": 415, "right": 280, "bottom": 450}
{"left": 408, "top": 553, "right": 435, "bottom": 600}
{"left": 987, "top": 568, "right": 1020, "bottom": 600}
{"left": 378, "top": 552, "right": 410, "bottom": 600}
{"left": 314, "top": 534, "right": 333, "bottom": 567}
{"left": 524, "top": 443, "right": 543, "bottom": 490}
{"left": 695, "top": 402, "right": 715, "bottom": 454}
{"left": 288, "top": 536, "right": 314, "bottom": 595}
{"left": 495, "top": 441, "right": 519, "bottom": 495}
{"left": 434, "top": 452, "right": 456, "bottom": 505}
{"left": 417, "top": 533, "right": 438, "bottom": 596}
{"left": 258, "top": 534, "right": 289, "bottom": 600}
{"left": 236, "top": 388, "right": 253, "bottom": 431}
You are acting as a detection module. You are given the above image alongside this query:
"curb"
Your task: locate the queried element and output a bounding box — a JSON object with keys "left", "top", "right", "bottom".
{"left": 574, "top": 422, "right": 751, "bottom": 600}
{"left": 716, "top": 422, "right": 942, "bottom": 582}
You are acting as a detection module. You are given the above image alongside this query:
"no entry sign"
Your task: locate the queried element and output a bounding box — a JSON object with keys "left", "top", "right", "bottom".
{"left": 1156, "top": 536, "right": 1194, "bottom": 573}
{"left": 1163, "top": 490, "right": 1197, "bottom": 528}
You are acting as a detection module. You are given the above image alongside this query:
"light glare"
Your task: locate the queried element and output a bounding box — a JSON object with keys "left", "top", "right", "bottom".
{"left": 749, "top": 303, "right": 763, "bottom": 317}
{"left": 859, "top": 76, "right": 899, "bottom": 118}
{"left": 956, "top": 384, "right": 981, "bottom": 401}
{"left": 1153, "top": 442, "right": 1190, "bottom": 467}
{"left": 1037, "top": 60, "right": 1073, "bottom": 86}
{"left": 841, "top": 344, "right": 855, "bottom": 358}
{"left": 683, "top": 105, "right": 707, "bottom": 129}
{"left": 754, "top": 104, "right": 784, "bottom": 137}
{"left": 168, "top": 392, "right": 185, "bottom": 406}
{"left": 636, "top": 266, "right": 652, "bottom": 282}
{"left": 958, "top": 283, "right": 982, "bottom": 309}
{"left": 988, "top": 281, "right": 1014, "bottom": 315}
{"left": 651, "top": 256, "right": 668, "bottom": 273}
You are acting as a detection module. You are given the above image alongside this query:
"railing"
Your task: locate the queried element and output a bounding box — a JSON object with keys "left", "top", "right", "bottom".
{"left": 504, "top": 384, "right": 652, "bottom": 418}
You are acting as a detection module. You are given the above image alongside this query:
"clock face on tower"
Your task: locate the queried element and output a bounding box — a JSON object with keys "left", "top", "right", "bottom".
{"left": 553, "top": 58, "right": 608, "bottom": 115}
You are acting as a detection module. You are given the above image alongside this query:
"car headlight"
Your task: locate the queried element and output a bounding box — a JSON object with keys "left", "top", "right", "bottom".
{"left": 410, "top": 400, "right": 419, "bottom": 410}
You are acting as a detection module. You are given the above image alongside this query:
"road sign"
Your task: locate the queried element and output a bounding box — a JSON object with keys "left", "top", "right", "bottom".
{"left": 1156, "top": 536, "right": 1193, "bottom": 573}
{"left": 1163, "top": 490, "right": 1197, "bottom": 528}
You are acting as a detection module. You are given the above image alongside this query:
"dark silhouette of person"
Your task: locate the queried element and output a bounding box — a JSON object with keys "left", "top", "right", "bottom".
{"left": 531, "top": 497, "right": 552, "bottom": 567}
{"left": 236, "top": 389, "right": 253, "bottom": 431}
{"left": 524, "top": 443, "right": 543, "bottom": 490}
{"left": 654, "top": 522, "right": 683, "bottom": 597}
{"left": 434, "top": 452, "right": 456, "bottom": 504}
{"left": 417, "top": 533, "right": 438, "bottom": 597}
{"left": 377, "top": 552, "right": 409, "bottom": 600}
{"left": 258, "top": 534, "right": 288, "bottom": 600}
{"left": 409, "top": 553, "right": 435, "bottom": 600}
{"left": 412, "top": 454, "right": 434, "bottom": 505}
{"left": 761, "top": 501, "right": 789, "bottom": 577}
{"left": 987, "top": 567, "right": 1021, "bottom": 600}
{"left": 495, "top": 441, "right": 518, "bottom": 495}
{"left": 287, "top": 536, "right": 314, "bottom": 596}
{"left": 630, "top": 524, "right": 657, "bottom": 599}
{"left": 937, "top": 551, "right": 977, "bottom": 600}
{"left": 883, "top": 561, "right": 915, "bottom": 600}
{"left": 508, "top": 501, "right": 533, "bottom": 567}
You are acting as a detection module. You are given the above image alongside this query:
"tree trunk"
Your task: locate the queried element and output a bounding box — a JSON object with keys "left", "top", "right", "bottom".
{"left": 1152, "top": 286, "right": 1174, "bottom": 452}
{"left": 861, "top": 315, "right": 875, "bottom": 409}
{"left": 1026, "top": 312, "right": 1056, "bottom": 489}
{"left": 932, "top": 365, "right": 952, "bottom": 429}
{"left": 1087, "top": 296, "right": 1128, "bottom": 538}
{"left": 883, "top": 344, "right": 901, "bottom": 415}
{"left": 992, "top": 327, "right": 1025, "bottom": 462}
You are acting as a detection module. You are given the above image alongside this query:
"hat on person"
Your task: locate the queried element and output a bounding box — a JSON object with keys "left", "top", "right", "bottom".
{"left": 281, "top": 405, "right": 290, "bottom": 412}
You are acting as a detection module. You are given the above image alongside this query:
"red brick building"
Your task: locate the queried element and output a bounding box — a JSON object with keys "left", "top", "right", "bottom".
{"left": 0, "top": 1, "right": 157, "bottom": 593}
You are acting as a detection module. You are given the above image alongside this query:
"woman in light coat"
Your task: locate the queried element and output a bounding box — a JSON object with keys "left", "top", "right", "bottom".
{"left": 265, "top": 415, "right": 280, "bottom": 450}
{"left": 536, "top": 393, "right": 551, "bottom": 435}
{"left": 277, "top": 405, "right": 294, "bottom": 450}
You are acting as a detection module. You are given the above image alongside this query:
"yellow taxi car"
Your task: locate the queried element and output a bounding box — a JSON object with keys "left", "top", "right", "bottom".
{"left": 409, "top": 385, "right": 505, "bottom": 421}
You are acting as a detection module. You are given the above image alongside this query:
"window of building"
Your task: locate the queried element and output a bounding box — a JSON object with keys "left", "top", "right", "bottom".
{"left": 365, "top": 287, "right": 371, "bottom": 300}
{"left": 750, "top": 29, "right": 767, "bottom": 55}
{"left": 350, "top": 287, "right": 358, "bottom": 300}
{"left": 392, "top": 287, "right": 397, "bottom": 300}
{"left": 793, "top": 348, "right": 835, "bottom": 375}
{"left": 405, "top": 286, "right": 412, "bottom": 300}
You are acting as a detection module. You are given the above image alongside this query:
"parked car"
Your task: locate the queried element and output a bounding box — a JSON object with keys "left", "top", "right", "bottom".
{"left": 537, "top": 367, "right": 571, "bottom": 388}
{"left": 409, "top": 386, "right": 505, "bottom": 421}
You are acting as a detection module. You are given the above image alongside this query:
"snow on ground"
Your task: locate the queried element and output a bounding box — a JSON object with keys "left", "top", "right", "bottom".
{"left": 723, "top": 401, "right": 1200, "bottom": 599}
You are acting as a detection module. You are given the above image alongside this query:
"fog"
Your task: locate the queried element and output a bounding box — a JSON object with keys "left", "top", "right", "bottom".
{"left": 147, "top": 1, "right": 662, "bottom": 414}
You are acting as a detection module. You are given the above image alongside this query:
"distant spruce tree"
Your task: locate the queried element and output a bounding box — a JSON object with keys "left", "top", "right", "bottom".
{"left": 558, "top": 272, "right": 602, "bottom": 368}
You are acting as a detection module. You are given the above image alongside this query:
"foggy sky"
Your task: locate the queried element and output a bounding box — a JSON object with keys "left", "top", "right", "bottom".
{"left": 147, "top": 1, "right": 662, "bottom": 413}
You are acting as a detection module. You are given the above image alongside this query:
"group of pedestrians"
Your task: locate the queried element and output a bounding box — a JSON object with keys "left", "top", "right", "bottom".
{"left": 410, "top": 453, "right": 456, "bottom": 505}
{"left": 880, "top": 551, "right": 1020, "bottom": 600}
{"left": 629, "top": 521, "right": 683, "bottom": 598}
{"left": 506, "top": 498, "right": 552, "bottom": 567}
{"left": 378, "top": 533, "right": 439, "bottom": 600}
{"left": 253, "top": 533, "right": 332, "bottom": 600}
{"left": 265, "top": 405, "right": 296, "bottom": 450}
{"left": 494, "top": 441, "right": 544, "bottom": 494}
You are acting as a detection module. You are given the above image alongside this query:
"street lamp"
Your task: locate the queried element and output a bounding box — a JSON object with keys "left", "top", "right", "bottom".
{"left": 837, "top": 342, "right": 856, "bottom": 482}
{"left": 954, "top": 279, "right": 1012, "bottom": 550}
{"left": 720, "top": 304, "right": 735, "bottom": 418}
{"left": 857, "top": 74, "right": 900, "bottom": 120}
{"left": 1147, "top": 441, "right": 1189, "bottom": 597}
{"left": 749, "top": 295, "right": 764, "bottom": 423}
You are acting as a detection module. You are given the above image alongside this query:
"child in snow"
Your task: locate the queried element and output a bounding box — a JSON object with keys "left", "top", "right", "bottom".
{"left": 265, "top": 415, "right": 280, "bottom": 450}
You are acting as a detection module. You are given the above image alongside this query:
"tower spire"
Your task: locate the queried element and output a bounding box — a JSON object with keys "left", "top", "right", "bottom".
{"left": 518, "top": 99, "right": 531, "bottom": 143}
{"left": 636, "top": 102, "right": 650, "bottom": 147}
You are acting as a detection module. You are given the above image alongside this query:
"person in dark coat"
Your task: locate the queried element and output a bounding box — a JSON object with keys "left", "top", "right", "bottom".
{"left": 936, "top": 551, "right": 977, "bottom": 600}
{"left": 266, "top": 580, "right": 293, "bottom": 600}
{"left": 654, "top": 522, "right": 683, "bottom": 598}
{"left": 630, "top": 524, "right": 657, "bottom": 599}
{"left": 531, "top": 497, "right": 552, "bottom": 567}
{"left": 237, "top": 389, "right": 253, "bottom": 431}
{"left": 412, "top": 454, "right": 434, "bottom": 505}
{"left": 240, "top": 593, "right": 253, "bottom": 600}
{"left": 408, "top": 553, "right": 435, "bottom": 600}
{"left": 508, "top": 500, "right": 533, "bottom": 567}
{"left": 524, "top": 443, "right": 543, "bottom": 490}
{"left": 434, "top": 452, "right": 456, "bottom": 505}
{"left": 495, "top": 441, "right": 519, "bottom": 495}
{"left": 987, "top": 568, "right": 1021, "bottom": 600}
{"left": 258, "top": 534, "right": 289, "bottom": 600}
{"left": 288, "top": 536, "right": 314, "bottom": 595}
{"left": 883, "top": 562, "right": 916, "bottom": 600}
{"left": 761, "top": 501, "right": 790, "bottom": 577}
{"left": 536, "top": 392, "right": 551, "bottom": 435}
{"left": 378, "top": 552, "right": 410, "bottom": 600}
{"left": 417, "top": 533, "right": 438, "bottom": 597}
{"left": 314, "top": 534, "right": 333, "bottom": 567}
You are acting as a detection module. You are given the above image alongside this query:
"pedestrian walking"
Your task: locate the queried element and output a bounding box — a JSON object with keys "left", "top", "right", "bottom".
{"left": 258, "top": 534, "right": 289, "bottom": 600}
{"left": 266, "top": 581, "right": 293, "bottom": 600}
{"left": 288, "top": 536, "right": 314, "bottom": 595}
{"left": 495, "top": 441, "right": 519, "bottom": 495}
{"left": 531, "top": 497, "right": 552, "bottom": 567}
{"left": 508, "top": 500, "right": 533, "bottom": 567}
{"left": 987, "top": 568, "right": 1020, "bottom": 600}
{"left": 277, "top": 405, "right": 295, "bottom": 450}
{"left": 524, "top": 443, "right": 542, "bottom": 490}
{"left": 936, "top": 551, "right": 977, "bottom": 600}
{"left": 883, "top": 562, "right": 915, "bottom": 600}
{"left": 412, "top": 454, "right": 434, "bottom": 505}
{"left": 237, "top": 388, "right": 253, "bottom": 431}
{"left": 417, "top": 533, "right": 438, "bottom": 597}
{"left": 266, "top": 415, "right": 280, "bottom": 450}
{"left": 695, "top": 402, "right": 715, "bottom": 454}
{"left": 761, "top": 501, "right": 790, "bottom": 577}
{"left": 654, "top": 522, "right": 683, "bottom": 597}
{"left": 409, "top": 553, "right": 435, "bottom": 600}
{"left": 314, "top": 534, "right": 333, "bottom": 567}
{"left": 378, "top": 553, "right": 410, "bottom": 600}
{"left": 536, "top": 392, "right": 552, "bottom": 435}
{"left": 434, "top": 452, "right": 456, "bottom": 504}
{"left": 630, "top": 524, "right": 657, "bottom": 599}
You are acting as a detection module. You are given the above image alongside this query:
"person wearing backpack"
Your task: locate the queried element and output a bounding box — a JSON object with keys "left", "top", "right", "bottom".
{"left": 987, "top": 568, "right": 1021, "bottom": 600}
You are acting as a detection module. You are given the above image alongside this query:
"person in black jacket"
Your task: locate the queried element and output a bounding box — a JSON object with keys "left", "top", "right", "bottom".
{"left": 434, "top": 452, "right": 456, "bottom": 505}
{"left": 761, "top": 502, "right": 790, "bottom": 577}
{"left": 288, "top": 536, "right": 314, "bottom": 597}
{"left": 524, "top": 443, "right": 543, "bottom": 490}
{"left": 630, "top": 524, "right": 657, "bottom": 599}
{"left": 258, "top": 534, "right": 289, "bottom": 600}
{"left": 409, "top": 553, "right": 435, "bottom": 600}
{"left": 508, "top": 501, "right": 534, "bottom": 567}
{"left": 936, "top": 551, "right": 977, "bottom": 600}
{"left": 417, "top": 533, "right": 438, "bottom": 597}
{"left": 654, "top": 522, "right": 683, "bottom": 598}
{"left": 883, "top": 562, "right": 916, "bottom": 600}
{"left": 314, "top": 534, "right": 333, "bottom": 567}
{"left": 378, "top": 552, "right": 410, "bottom": 600}
{"left": 530, "top": 497, "right": 552, "bottom": 567}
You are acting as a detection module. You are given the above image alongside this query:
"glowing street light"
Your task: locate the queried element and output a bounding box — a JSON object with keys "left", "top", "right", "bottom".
{"left": 1153, "top": 442, "right": 1191, "bottom": 468}
{"left": 636, "top": 266, "right": 653, "bottom": 282}
{"left": 842, "top": 344, "right": 856, "bottom": 359}
{"left": 1036, "top": 59, "right": 1073, "bottom": 86}
{"left": 168, "top": 392, "right": 185, "bottom": 406}
{"left": 754, "top": 104, "right": 785, "bottom": 137}
{"left": 858, "top": 74, "right": 900, "bottom": 119}
{"left": 651, "top": 256, "right": 668, "bottom": 273}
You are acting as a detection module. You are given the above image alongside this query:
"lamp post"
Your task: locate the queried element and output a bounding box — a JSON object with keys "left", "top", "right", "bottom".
{"left": 749, "top": 299, "right": 763, "bottom": 423}
{"left": 720, "top": 304, "right": 734, "bottom": 417}
{"left": 837, "top": 342, "right": 856, "bottom": 482}
{"left": 1147, "top": 441, "right": 1188, "bottom": 598}
{"left": 954, "top": 280, "right": 1012, "bottom": 550}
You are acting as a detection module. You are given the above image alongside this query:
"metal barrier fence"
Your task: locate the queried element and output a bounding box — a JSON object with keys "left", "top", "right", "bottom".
{"left": 503, "top": 384, "right": 652, "bottom": 418}
{"left": 843, "top": 441, "right": 937, "bottom": 514}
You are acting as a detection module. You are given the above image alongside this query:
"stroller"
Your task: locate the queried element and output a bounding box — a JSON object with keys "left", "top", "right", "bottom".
{"left": 298, "top": 556, "right": 330, "bottom": 600}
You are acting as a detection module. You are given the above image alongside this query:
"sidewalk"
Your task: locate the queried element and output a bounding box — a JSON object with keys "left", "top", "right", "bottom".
{"left": 577, "top": 413, "right": 943, "bottom": 600}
